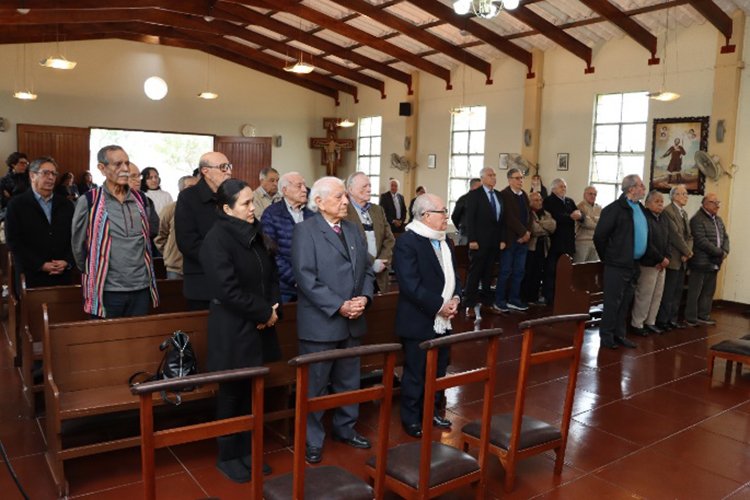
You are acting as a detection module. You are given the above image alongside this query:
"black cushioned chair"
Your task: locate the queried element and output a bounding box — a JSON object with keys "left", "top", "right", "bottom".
{"left": 460, "top": 314, "right": 588, "bottom": 492}
{"left": 708, "top": 334, "right": 750, "bottom": 377}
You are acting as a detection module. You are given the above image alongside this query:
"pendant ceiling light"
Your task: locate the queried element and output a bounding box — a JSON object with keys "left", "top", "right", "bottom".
{"left": 14, "top": 44, "right": 37, "bottom": 100}
{"left": 144, "top": 76, "right": 168, "bottom": 100}
{"left": 450, "top": 46, "right": 473, "bottom": 116}
{"left": 40, "top": 5, "right": 77, "bottom": 70}
{"left": 284, "top": 18, "right": 315, "bottom": 75}
{"left": 197, "top": 53, "right": 218, "bottom": 99}
{"left": 453, "top": 0, "right": 519, "bottom": 19}
{"left": 648, "top": 7, "right": 680, "bottom": 102}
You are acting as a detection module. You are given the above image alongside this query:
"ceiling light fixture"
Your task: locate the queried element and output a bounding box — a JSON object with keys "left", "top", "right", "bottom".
{"left": 338, "top": 118, "right": 355, "bottom": 128}
{"left": 13, "top": 91, "right": 37, "bottom": 100}
{"left": 649, "top": 7, "right": 680, "bottom": 102}
{"left": 284, "top": 18, "right": 315, "bottom": 75}
{"left": 453, "top": 0, "right": 518, "bottom": 19}
{"left": 197, "top": 91, "right": 218, "bottom": 100}
{"left": 197, "top": 53, "right": 218, "bottom": 99}
{"left": 144, "top": 76, "right": 168, "bottom": 100}
{"left": 40, "top": 55, "right": 76, "bottom": 70}
{"left": 14, "top": 44, "right": 37, "bottom": 101}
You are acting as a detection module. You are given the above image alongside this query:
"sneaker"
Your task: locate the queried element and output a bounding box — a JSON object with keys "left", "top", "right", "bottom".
{"left": 697, "top": 316, "right": 717, "bottom": 325}
{"left": 492, "top": 302, "right": 509, "bottom": 313}
{"left": 507, "top": 301, "right": 529, "bottom": 312}
{"left": 685, "top": 318, "right": 699, "bottom": 327}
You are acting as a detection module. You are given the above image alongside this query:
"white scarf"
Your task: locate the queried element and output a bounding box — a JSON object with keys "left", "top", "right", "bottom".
{"left": 406, "top": 220, "right": 456, "bottom": 334}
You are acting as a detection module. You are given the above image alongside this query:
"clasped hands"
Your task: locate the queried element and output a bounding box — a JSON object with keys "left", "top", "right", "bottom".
{"left": 339, "top": 296, "right": 368, "bottom": 320}
{"left": 42, "top": 260, "right": 68, "bottom": 275}
{"left": 438, "top": 297, "right": 460, "bottom": 320}
{"left": 257, "top": 303, "right": 279, "bottom": 330}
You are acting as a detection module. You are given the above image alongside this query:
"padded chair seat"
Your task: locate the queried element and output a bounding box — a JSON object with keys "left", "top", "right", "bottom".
{"left": 462, "top": 414, "right": 561, "bottom": 451}
{"left": 263, "top": 466, "right": 373, "bottom": 500}
{"left": 710, "top": 339, "right": 750, "bottom": 356}
{"left": 365, "top": 442, "right": 479, "bottom": 488}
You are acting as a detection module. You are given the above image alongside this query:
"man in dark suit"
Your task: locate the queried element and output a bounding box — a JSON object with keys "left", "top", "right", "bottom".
{"left": 379, "top": 178, "right": 407, "bottom": 234}
{"left": 291, "top": 176, "right": 375, "bottom": 464}
{"left": 394, "top": 193, "right": 460, "bottom": 438}
{"left": 451, "top": 177, "right": 481, "bottom": 245}
{"left": 175, "top": 151, "right": 232, "bottom": 310}
{"left": 5, "top": 157, "right": 74, "bottom": 288}
{"left": 542, "top": 178, "right": 584, "bottom": 304}
{"left": 464, "top": 167, "right": 504, "bottom": 318}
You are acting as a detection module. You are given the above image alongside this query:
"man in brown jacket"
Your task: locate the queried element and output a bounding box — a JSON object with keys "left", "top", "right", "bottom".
{"left": 155, "top": 175, "right": 198, "bottom": 278}
{"left": 575, "top": 186, "right": 602, "bottom": 262}
{"left": 493, "top": 168, "right": 533, "bottom": 312}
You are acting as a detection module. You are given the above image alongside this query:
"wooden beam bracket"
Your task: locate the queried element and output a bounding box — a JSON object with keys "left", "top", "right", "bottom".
{"left": 648, "top": 56, "right": 660, "bottom": 65}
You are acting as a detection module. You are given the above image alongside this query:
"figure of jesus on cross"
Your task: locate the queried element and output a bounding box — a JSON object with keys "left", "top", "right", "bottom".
{"left": 310, "top": 118, "right": 355, "bottom": 177}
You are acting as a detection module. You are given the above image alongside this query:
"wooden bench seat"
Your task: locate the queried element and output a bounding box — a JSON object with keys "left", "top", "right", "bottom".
{"left": 553, "top": 255, "right": 602, "bottom": 322}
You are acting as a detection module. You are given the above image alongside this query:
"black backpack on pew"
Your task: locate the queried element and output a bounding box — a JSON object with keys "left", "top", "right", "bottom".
{"left": 128, "top": 330, "right": 199, "bottom": 405}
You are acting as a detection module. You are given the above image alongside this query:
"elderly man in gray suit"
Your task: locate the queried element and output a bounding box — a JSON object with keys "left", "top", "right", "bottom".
{"left": 291, "top": 176, "right": 375, "bottom": 464}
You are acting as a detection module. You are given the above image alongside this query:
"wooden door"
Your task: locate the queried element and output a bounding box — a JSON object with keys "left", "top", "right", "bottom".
{"left": 215, "top": 136, "right": 272, "bottom": 188}
{"left": 17, "top": 124, "right": 90, "bottom": 183}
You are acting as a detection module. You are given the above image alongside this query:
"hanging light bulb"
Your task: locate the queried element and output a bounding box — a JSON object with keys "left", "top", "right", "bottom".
{"left": 197, "top": 54, "right": 218, "bottom": 99}
{"left": 453, "top": 0, "right": 471, "bottom": 15}
{"left": 284, "top": 19, "right": 316, "bottom": 74}
{"left": 197, "top": 91, "right": 218, "bottom": 100}
{"left": 40, "top": 55, "right": 76, "bottom": 70}
{"left": 13, "top": 91, "right": 37, "bottom": 100}
{"left": 144, "top": 76, "right": 168, "bottom": 100}
{"left": 453, "top": 0, "right": 517, "bottom": 18}
{"left": 338, "top": 118, "right": 355, "bottom": 128}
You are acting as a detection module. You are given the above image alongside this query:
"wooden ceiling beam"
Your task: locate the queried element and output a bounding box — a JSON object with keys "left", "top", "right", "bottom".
{"left": 238, "top": 0, "right": 452, "bottom": 88}
{"left": 575, "top": 0, "right": 658, "bottom": 61}
{"left": 0, "top": 0, "right": 211, "bottom": 14}
{"left": 403, "top": 0, "right": 532, "bottom": 73}
{"left": 325, "top": 0, "right": 493, "bottom": 84}
{"left": 215, "top": 3, "right": 412, "bottom": 90}
{"left": 686, "top": 0, "right": 733, "bottom": 45}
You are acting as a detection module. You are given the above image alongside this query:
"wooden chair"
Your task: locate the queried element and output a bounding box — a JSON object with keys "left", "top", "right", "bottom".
{"left": 365, "top": 328, "right": 503, "bottom": 500}
{"left": 263, "top": 343, "right": 401, "bottom": 500}
{"left": 7, "top": 250, "right": 20, "bottom": 364}
{"left": 460, "top": 314, "right": 589, "bottom": 492}
{"left": 708, "top": 334, "right": 750, "bottom": 377}
{"left": 132, "top": 366, "right": 269, "bottom": 500}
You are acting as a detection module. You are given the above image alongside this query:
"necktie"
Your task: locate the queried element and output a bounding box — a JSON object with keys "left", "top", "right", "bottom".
{"left": 333, "top": 225, "right": 348, "bottom": 255}
{"left": 394, "top": 194, "right": 401, "bottom": 219}
{"left": 681, "top": 209, "right": 688, "bottom": 235}
{"left": 490, "top": 191, "right": 498, "bottom": 220}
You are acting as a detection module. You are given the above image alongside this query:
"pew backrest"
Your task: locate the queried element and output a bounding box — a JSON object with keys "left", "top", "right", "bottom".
{"left": 553, "top": 255, "right": 600, "bottom": 316}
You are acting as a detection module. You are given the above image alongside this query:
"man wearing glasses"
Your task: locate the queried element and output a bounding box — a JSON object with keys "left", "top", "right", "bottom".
{"left": 5, "top": 157, "right": 75, "bottom": 288}
{"left": 175, "top": 152, "right": 233, "bottom": 310}
{"left": 684, "top": 193, "right": 729, "bottom": 327}
{"left": 1, "top": 152, "right": 29, "bottom": 209}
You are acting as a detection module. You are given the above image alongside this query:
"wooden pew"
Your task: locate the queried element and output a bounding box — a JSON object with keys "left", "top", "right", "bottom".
{"left": 454, "top": 244, "right": 469, "bottom": 285}
{"left": 552, "top": 255, "right": 602, "bottom": 322}
{"left": 20, "top": 278, "right": 189, "bottom": 415}
{"left": 5, "top": 250, "right": 20, "bottom": 364}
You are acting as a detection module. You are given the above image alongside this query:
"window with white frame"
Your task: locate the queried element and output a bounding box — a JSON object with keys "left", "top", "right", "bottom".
{"left": 357, "top": 116, "right": 382, "bottom": 205}
{"left": 590, "top": 92, "right": 649, "bottom": 207}
{"left": 448, "top": 106, "right": 486, "bottom": 216}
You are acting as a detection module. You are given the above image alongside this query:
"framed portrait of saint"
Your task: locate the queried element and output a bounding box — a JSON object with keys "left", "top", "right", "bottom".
{"left": 650, "top": 116, "right": 708, "bottom": 195}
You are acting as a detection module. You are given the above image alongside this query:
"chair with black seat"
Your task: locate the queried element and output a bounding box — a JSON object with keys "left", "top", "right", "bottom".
{"left": 460, "top": 314, "right": 588, "bottom": 492}
{"left": 263, "top": 343, "right": 401, "bottom": 500}
{"left": 365, "top": 328, "right": 503, "bottom": 500}
{"left": 708, "top": 333, "right": 750, "bottom": 377}
{"left": 132, "top": 366, "right": 269, "bottom": 500}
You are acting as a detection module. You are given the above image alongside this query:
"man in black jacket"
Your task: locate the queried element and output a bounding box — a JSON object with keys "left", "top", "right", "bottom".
{"left": 175, "top": 152, "right": 232, "bottom": 310}
{"left": 594, "top": 174, "right": 648, "bottom": 349}
{"left": 5, "top": 157, "right": 74, "bottom": 288}
{"left": 451, "top": 177, "right": 480, "bottom": 245}
{"left": 542, "top": 178, "right": 584, "bottom": 304}
{"left": 379, "top": 178, "right": 407, "bottom": 234}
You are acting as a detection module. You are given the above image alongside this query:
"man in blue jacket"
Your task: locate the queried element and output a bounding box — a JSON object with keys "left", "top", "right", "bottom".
{"left": 261, "top": 172, "right": 313, "bottom": 303}
{"left": 594, "top": 174, "right": 648, "bottom": 350}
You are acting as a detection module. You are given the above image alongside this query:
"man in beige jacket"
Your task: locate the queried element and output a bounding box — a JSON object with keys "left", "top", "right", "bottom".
{"left": 574, "top": 186, "right": 601, "bottom": 262}
{"left": 521, "top": 192, "right": 556, "bottom": 305}
{"left": 252, "top": 167, "right": 281, "bottom": 219}
{"left": 155, "top": 175, "right": 198, "bottom": 278}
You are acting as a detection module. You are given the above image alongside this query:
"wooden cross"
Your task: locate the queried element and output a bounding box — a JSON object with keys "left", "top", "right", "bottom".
{"left": 309, "top": 117, "right": 355, "bottom": 177}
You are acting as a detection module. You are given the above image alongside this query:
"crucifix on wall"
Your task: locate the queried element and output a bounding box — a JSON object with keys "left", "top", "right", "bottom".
{"left": 310, "top": 117, "right": 355, "bottom": 177}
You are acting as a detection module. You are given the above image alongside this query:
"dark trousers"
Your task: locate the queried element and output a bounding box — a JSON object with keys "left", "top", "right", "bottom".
{"left": 495, "top": 242, "right": 528, "bottom": 305}
{"left": 656, "top": 267, "right": 686, "bottom": 325}
{"left": 90, "top": 288, "right": 150, "bottom": 319}
{"left": 521, "top": 249, "right": 545, "bottom": 303}
{"left": 684, "top": 269, "right": 718, "bottom": 322}
{"left": 543, "top": 251, "right": 566, "bottom": 303}
{"left": 400, "top": 337, "right": 449, "bottom": 426}
{"left": 188, "top": 299, "right": 210, "bottom": 311}
{"left": 298, "top": 335, "right": 361, "bottom": 448}
{"left": 465, "top": 246, "right": 498, "bottom": 307}
{"left": 600, "top": 263, "right": 640, "bottom": 342}
{"left": 216, "top": 380, "right": 252, "bottom": 461}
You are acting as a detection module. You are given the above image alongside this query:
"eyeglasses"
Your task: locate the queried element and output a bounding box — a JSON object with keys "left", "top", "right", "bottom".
{"left": 509, "top": 176, "right": 523, "bottom": 180}
{"left": 35, "top": 170, "right": 58, "bottom": 178}
{"left": 706, "top": 200, "right": 722, "bottom": 206}
{"left": 17, "top": 161, "right": 29, "bottom": 166}
{"left": 425, "top": 209, "right": 448, "bottom": 215}
{"left": 206, "top": 163, "right": 233, "bottom": 173}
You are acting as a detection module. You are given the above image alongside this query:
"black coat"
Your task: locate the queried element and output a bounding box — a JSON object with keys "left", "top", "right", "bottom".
{"left": 465, "top": 186, "right": 504, "bottom": 246}
{"left": 379, "top": 191, "right": 407, "bottom": 233}
{"left": 175, "top": 177, "right": 219, "bottom": 301}
{"left": 594, "top": 194, "right": 648, "bottom": 268}
{"left": 543, "top": 194, "right": 581, "bottom": 255}
{"left": 4, "top": 189, "right": 74, "bottom": 288}
{"left": 689, "top": 208, "right": 730, "bottom": 271}
{"left": 200, "top": 213, "right": 282, "bottom": 371}
{"left": 451, "top": 192, "right": 469, "bottom": 235}
{"left": 640, "top": 210, "right": 671, "bottom": 267}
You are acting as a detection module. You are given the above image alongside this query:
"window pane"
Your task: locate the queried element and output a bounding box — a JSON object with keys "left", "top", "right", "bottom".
{"left": 452, "top": 132, "right": 469, "bottom": 154}
{"left": 369, "top": 158, "right": 380, "bottom": 176}
{"left": 359, "top": 137, "right": 371, "bottom": 156}
{"left": 469, "top": 107, "right": 486, "bottom": 130}
{"left": 596, "top": 94, "right": 623, "bottom": 124}
{"left": 451, "top": 155, "right": 469, "bottom": 178}
{"left": 469, "top": 156, "right": 485, "bottom": 177}
{"left": 357, "top": 157, "right": 371, "bottom": 173}
{"left": 594, "top": 125, "right": 620, "bottom": 153}
{"left": 621, "top": 124, "right": 646, "bottom": 153}
{"left": 370, "top": 194, "right": 379, "bottom": 206}
{"left": 360, "top": 118, "right": 371, "bottom": 137}
{"left": 450, "top": 179, "right": 470, "bottom": 201}
{"left": 370, "top": 117, "right": 382, "bottom": 136}
{"left": 370, "top": 136, "right": 381, "bottom": 156}
{"left": 453, "top": 112, "right": 471, "bottom": 131}
{"left": 621, "top": 92, "right": 648, "bottom": 123}
{"left": 469, "top": 131, "right": 485, "bottom": 154}
{"left": 592, "top": 155, "right": 619, "bottom": 183}
{"left": 593, "top": 183, "right": 617, "bottom": 208}
{"left": 621, "top": 155, "right": 644, "bottom": 178}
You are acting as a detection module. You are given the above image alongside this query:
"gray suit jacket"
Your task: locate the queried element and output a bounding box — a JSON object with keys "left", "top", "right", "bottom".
{"left": 292, "top": 213, "right": 375, "bottom": 342}
{"left": 663, "top": 202, "right": 693, "bottom": 270}
{"left": 345, "top": 203, "right": 395, "bottom": 292}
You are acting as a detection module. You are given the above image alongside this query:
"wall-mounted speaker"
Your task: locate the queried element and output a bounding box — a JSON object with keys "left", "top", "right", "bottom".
{"left": 399, "top": 102, "right": 412, "bottom": 117}
{"left": 274, "top": 136, "right": 282, "bottom": 147}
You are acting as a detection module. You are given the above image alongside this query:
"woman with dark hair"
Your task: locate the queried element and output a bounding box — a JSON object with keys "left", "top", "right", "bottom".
{"left": 1, "top": 152, "right": 29, "bottom": 209}
{"left": 77, "top": 171, "right": 97, "bottom": 195}
{"left": 55, "top": 172, "right": 79, "bottom": 200}
{"left": 408, "top": 185, "right": 426, "bottom": 223}
{"left": 140, "top": 167, "right": 173, "bottom": 216}
{"left": 199, "top": 178, "right": 281, "bottom": 483}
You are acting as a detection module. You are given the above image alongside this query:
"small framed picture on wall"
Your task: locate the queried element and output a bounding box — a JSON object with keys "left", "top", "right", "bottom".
{"left": 557, "top": 153, "right": 569, "bottom": 171}
{"left": 499, "top": 153, "right": 509, "bottom": 170}
{"left": 427, "top": 154, "right": 436, "bottom": 169}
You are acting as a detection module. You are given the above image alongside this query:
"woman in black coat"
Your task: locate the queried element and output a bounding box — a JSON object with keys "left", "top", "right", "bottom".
{"left": 199, "top": 178, "right": 281, "bottom": 483}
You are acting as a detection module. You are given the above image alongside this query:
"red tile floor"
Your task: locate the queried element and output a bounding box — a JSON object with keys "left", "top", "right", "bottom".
{"left": 1, "top": 301, "right": 750, "bottom": 499}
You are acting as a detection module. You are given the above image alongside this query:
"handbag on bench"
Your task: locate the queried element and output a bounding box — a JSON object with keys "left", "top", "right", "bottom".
{"left": 128, "top": 330, "right": 199, "bottom": 405}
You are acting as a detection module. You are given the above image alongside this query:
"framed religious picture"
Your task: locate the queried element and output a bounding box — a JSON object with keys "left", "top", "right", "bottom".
{"left": 557, "top": 153, "right": 569, "bottom": 171}
{"left": 650, "top": 116, "right": 708, "bottom": 195}
{"left": 499, "top": 153, "right": 509, "bottom": 170}
{"left": 427, "top": 154, "right": 436, "bottom": 169}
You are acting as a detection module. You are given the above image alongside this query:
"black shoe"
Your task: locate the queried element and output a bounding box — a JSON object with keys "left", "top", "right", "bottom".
{"left": 631, "top": 327, "right": 649, "bottom": 337}
{"left": 332, "top": 433, "right": 371, "bottom": 449}
{"left": 645, "top": 324, "right": 664, "bottom": 334}
{"left": 402, "top": 423, "right": 422, "bottom": 438}
{"left": 685, "top": 319, "right": 699, "bottom": 327}
{"left": 614, "top": 337, "right": 637, "bottom": 348}
{"left": 669, "top": 321, "right": 686, "bottom": 329}
{"left": 698, "top": 316, "right": 717, "bottom": 325}
{"left": 216, "top": 459, "right": 251, "bottom": 483}
{"left": 305, "top": 446, "right": 322, "bottom": 464}
{"left": 240, "top": 456, "right": 272, "bottom": 476}
{"left": 600, "top": 338, "right": 618, "bottom": 350}
{"left": 433, "top": 415, "right": 452, "bottom": 428}
{"left": 656, "top": 322, "right": 672, "bottom": 332}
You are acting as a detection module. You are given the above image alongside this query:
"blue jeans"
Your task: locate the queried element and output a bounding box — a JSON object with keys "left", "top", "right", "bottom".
{"left": 90, "top": 288, "right": 150, "bottom": 319}
{"left": 166, "top": 271, "right": 182, "bottom": 280}
{"left": 495, "top": 242, "right": 528, "bottom": 305}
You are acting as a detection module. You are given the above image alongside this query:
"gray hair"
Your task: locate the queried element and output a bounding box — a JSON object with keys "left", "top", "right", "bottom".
{"left": 308, "top": 176, "right": 344, "bottom": 213}
{"left": 551, "top": 178, "right": 566, "bottom": 190}
{"left": 97, "top": 145, "right": 124, "bottom": 165}
{"left": 389, "top": 178, "right": 400, "bottom": 190}
{"left": 645, "top": 189, "right": 662, "bottom": 204}
{"left": 412, "top": 194, "right": 439, "bottom": 221}
{"left": 469, "top": 178, "right": 481, "bottom": 189}
{"left": 259, "top": 167, "right": 278, "bottom": 180}
{"left": 621, "top": 174, "right": 640, "bottom": 193}
{"left": 345, "top": 171, "right": 368, "bottom": 193}
{"left": 177, "top": 175, "right": 194, "bottom": 191}
{"left": 584, "top": 185, "right": 597, "bottom": 194}
{"left": 507, "top": 167, "right": 522, "bottom": 178}
{"left": 479, "top": 167, "right": 494, "bottom": 177}
{"left": 279, "top": 171, "right": 303, "bottom": 192}
{"left": 29, "top": 156, "right": 57, "bottom": 173}
{"left": 669, "top": 184, "right": 686, "bottom": 202}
